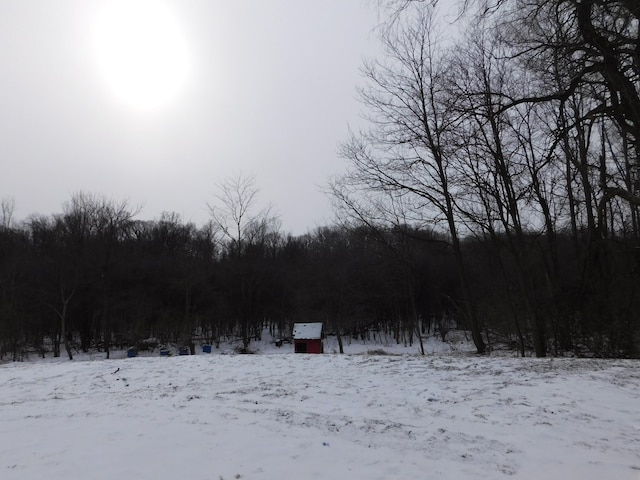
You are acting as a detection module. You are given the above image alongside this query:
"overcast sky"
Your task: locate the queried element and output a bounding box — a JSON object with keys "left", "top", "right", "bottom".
{"left": 0, "top": 0, "right": 381, "bottom": 235}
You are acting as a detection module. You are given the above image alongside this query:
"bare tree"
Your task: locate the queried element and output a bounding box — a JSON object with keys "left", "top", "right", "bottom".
{"left": 332, "top": 5, "right": 487, "bottom": 353}
{"left": 47, "top": 272, "right": 77, "bottom": 361}
{"left": 1, "top": 197, "right": 15, "bottom": 230}
{"left": 208, "top": 173, "right": 280, "bottom": 349}
{"left": 208, "top": 173, "right": 278, "bottom": 257}
{"left": 62, "top": 192, "right": 139, "bottom": 358}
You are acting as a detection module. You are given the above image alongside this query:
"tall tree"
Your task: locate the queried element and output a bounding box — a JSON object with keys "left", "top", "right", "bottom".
{"left": 208, "top": 173, "right": 280, "bottom": 349}
{"left": 332, "top": 5, "right": 487, "bottom": 353}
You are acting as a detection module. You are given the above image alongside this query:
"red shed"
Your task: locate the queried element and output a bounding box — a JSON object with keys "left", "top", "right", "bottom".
{"left": 293, "top": 323, "right": 324, "bottom": 354}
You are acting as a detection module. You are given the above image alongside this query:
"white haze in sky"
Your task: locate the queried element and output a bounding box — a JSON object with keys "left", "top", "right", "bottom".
{"left": 0, "top": 0, "right": 381, "bottom": 234}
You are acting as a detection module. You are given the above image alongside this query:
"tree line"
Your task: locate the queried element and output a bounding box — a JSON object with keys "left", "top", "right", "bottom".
{"left": 330, "top": 0, "right": 640, "bottom": 357}
{"left": 0, "top": 186, "right": 638, "bottom": 360}
{"left": 0, "top": 189, "right": 453, "bottom": 360}
{"left": 2, "top": 0, "right": 639, "bottom": 359}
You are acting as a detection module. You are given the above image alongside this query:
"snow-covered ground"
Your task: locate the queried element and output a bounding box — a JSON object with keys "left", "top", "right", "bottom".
{"left": 1, "top": 339, "right": 639, "bottom": 479}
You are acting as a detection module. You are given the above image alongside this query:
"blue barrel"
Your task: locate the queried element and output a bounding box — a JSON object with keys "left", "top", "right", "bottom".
{"left": 159, "top": 349, "right": 171, "bottom": 357}
{"left": 127, "top": 348, "right": 137, "bottom": 358}
{"left": 202, "top": 344, "right": 212, "bottom": 353}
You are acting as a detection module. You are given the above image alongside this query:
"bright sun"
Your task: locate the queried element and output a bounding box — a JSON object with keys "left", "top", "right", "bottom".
{"left": 94, "top": 0, "right": 190, "bottom": 111}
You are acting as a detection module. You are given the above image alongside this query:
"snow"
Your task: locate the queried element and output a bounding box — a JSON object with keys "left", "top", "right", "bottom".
{"left": 292, "top": 322, "right": 323, "bottom": 340}
{"left": 1, "top": 339, "right": 639, "bottom": 479}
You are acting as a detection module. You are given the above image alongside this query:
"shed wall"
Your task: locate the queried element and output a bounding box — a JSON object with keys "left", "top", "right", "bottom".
{"left": 294, "top": 338, "right": 323, "bottom": 354}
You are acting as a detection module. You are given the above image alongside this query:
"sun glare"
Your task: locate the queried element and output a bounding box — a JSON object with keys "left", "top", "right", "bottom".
{"left": 94, "top": 0, "right": 190, "bottom": 111}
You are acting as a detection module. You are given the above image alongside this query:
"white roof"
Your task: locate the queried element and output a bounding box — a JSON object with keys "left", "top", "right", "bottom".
{"left": 293, "top": 323, "right": 323, "bottom": 340}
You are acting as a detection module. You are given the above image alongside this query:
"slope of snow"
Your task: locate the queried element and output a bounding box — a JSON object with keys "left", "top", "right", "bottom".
{"left": 1, "top": 352, "right": 639, "bottom": 479}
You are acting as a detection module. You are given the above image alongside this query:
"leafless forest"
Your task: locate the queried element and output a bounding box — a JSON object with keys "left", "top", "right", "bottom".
{"left": 1, "top": 0, "right": 639, "bottom": 359}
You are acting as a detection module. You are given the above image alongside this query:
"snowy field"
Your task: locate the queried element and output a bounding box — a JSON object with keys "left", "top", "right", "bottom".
{"left": 1, "top": 343, "right": 639, "bottom": 479}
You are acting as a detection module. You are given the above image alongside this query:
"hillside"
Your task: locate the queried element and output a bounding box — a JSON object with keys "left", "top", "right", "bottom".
{"left": 1, "top": 350, "right": 639, "bottom": 479}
